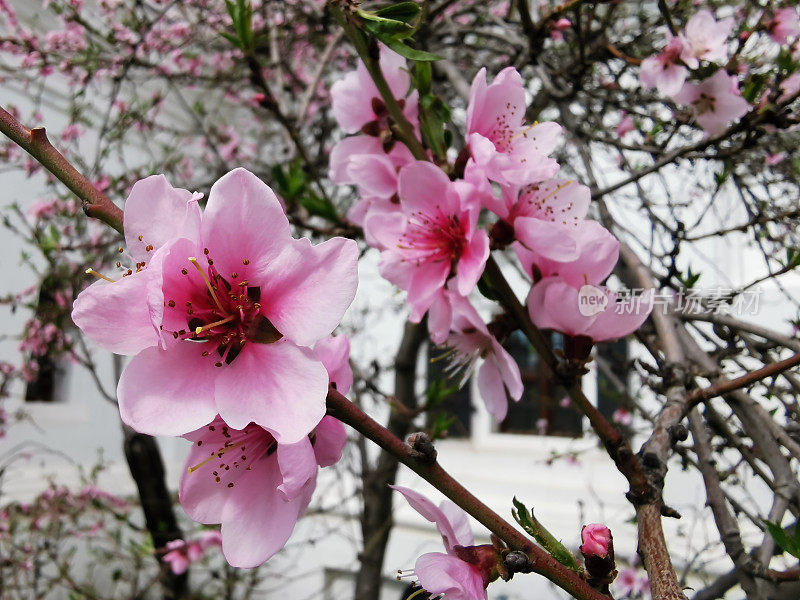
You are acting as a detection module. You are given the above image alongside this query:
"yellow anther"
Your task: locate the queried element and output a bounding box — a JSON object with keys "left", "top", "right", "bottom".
{"left": 85, "top": 268, "right": 116, "bottom": 283}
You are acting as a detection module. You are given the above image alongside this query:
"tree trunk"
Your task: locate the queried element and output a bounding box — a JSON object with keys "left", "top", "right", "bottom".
{"left": 354, "top": 321, "right": 427, "bottom": 600}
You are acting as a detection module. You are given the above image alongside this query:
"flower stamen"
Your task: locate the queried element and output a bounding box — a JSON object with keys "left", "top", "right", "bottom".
{"left": 194, "top": 314, "right": 237, "bottom": 336}
{"left": 187, "top": 442, "right": 244, "bottom": 474}
{"left": 85, "top": 268, "right": 116, "bottom": 283}
{"left": 188, "top": 257, "right": 227, "bottom": 314}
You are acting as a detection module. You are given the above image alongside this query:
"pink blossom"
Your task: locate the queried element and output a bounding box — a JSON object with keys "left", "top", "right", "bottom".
{"left": 72, "top": 169, "right": 358, "bottom": 443}
{"left": 163, "top": 539, "right": 204, "bottom": 575}
{"left": 60, "top": 123, "right": 83, "bottom": 142}
{"left": 612, "top": 407, "right": 633, "bottom": 426}
{"left": 679, "top": 10, "right": 733, "bottom": 68}
{"left": 672, "top": 70, "right": 750, "bottom": 136}
{"left": 616, "top": 111, "right": 635, "bottom": 138}
{"left": 373, "top": 161, "right": 490, "bottom": 321}
{"left": 616, "top": 567, "right": 650, "bottom": 597}
{"left": 528, "top": 277, "right": 652, "bottom": 348}
{"left": 765, "top": 152, "right": 786, "bottom": 166}
{"left": 438, "top": 293, "right": 523, "bottom": 421}
{"left": 313, "top": 335, "right": 353, "bottom": 395}
{"left": 778, "top": 73, "right": 800, "bottom": 103}
{"left": 392, "top": 486, "right": 488, "bottom": 600}
{"left": 639, "top": 36, "right": 688, "bottom": 96}
{"left": 513, "top": 220, "right": 619, "bottom": 290}
{"left": 581, "top": 523, "right": 612, "bottom": 557}
{"left": 179, "top": 414, "right": 346, "bottom": 568}
{"left": 768, "top": 8, "right": 800, "bottom": 45}
{"left": 331, "top": 44, "right": 418, "bottom": 136}
{"left": 494, "top": 179, "right": 594, "bottom": 264}
{"left": 466, "top": 67, "right": 561, "bottom": 185}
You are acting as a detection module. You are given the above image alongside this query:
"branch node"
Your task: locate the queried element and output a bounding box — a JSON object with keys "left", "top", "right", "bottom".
{"left": 407, "top": 431, "right": 438, "bottom": 464}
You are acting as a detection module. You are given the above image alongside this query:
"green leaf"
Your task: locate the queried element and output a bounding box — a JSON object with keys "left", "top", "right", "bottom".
{"left": 300, "top": 194, "right": 339, "bottom": 222}
{"left": 379, "top": 35, "right": 442, "bottom": 61}
{"left": 425, "top": 377, "right": 461, "bottom": 407}
{"left": 512, "top": 498, "right": 581, "bottom": 572}
{"left": 430, "top": 413, "right": 457, "bottom": 440}
{"left": 765, "top": 521, "right": 800, "bottom": 559}
{"left": 374, "top": 1, "right": 422, "bottom": 24}
{"left": 416, "top": 61, "right": 432, "bottom": 95}
{"left": 359, "top": 9, "right": 415, "bottom": 38}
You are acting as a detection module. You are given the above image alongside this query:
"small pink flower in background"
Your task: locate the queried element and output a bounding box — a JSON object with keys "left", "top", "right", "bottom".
{"left": 439, "top": 293, "right": 523, "bottom": 422}
{"left": 679, "top": 9, "right": 733, "bottom": 68}
{"left": 767, "top": 8, "right": 800, "bottom": 45}
{"left": 765, "top": 152, "right": 787, "bottom": 166}
{"left": 331, "top": 44, "right": 418, "bottom": 137}
{"left": 639, "top": 36, "right": 688, "bottom": 96}
{"left": 60, "top": 123, "right": 83, "bottom": 141}
{"left": 72, "top": 168, "right": 358, "bottom": 443}
{"left": 672, "top": 70, "right": 750, "bottom": 136}
{"left": 549, "top": 17, "right": 571, "bottom": 41}
{"left": 778, "top": 73, "right": 800, "bottom": 103}
{"left": 612, "top": 407, "right": 633, "bottom": 426}
{"left": 580, "top": 523, "right": 612, "bottom": 557}
{"left": 616, "top": 567, "right": 651, "bottom": 597}
{"left": 373, "top": 161, "right": 489, "bottom": 322}
{"left": 392, "top": 486, "right": 489, "bottom": 600}
{"left": 162, "top": 530, "right": 223, "bottom": 575}
{"left": 616, "top": 111, "right": 635, "bottom": 139}
{"left": 466, "top": 66, "right": 561, "bottom": 186}
{"left": 179, "top": 413, "right": 346, "bottom": 568}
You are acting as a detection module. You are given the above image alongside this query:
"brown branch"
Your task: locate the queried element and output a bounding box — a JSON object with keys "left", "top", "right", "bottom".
{"left": 0, "top": 106, "right": 124, "bottom": 233}
{"left": 325, "top": 386, "right": 613, "bottom": 600}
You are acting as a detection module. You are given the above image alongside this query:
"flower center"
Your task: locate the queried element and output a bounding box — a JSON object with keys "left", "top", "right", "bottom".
{"left": 164, "top": 249, "right": 281, "bottom": 366}
{"left": 399, "top": 208, "right": 467, "bottom": 272}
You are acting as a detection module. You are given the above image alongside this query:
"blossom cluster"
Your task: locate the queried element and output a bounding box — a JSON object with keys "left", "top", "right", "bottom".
{"left": 331, "top": 47, "right": 651, "bottom": 422}
{"left": 71, "top": 168, "right": 358, "bottom": 568}
{"left": 639, "top": 7, "right": 800, "bottom": 136}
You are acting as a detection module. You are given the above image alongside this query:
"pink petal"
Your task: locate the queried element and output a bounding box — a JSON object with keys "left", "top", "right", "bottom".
{"left": 201, "top": 168, "right": 292, "bottom": 286}
{"left": 397, "top": 161, "right": 453, "bottom": 215}
{"left": 454, "top": 231, "right": 489, "bottom": 296}
{"left": 124, "top": 175, "right": 201, "bottom": 264}
{"left": 72, "top": 271, "right": 159, "bottom": 355}
{"left": 213, "top": 342, "right": 328, "bottom": 444}
{"left": 346, "top": 153, "right": 399, "bottom": 199}
{"left": 313, "top": 335, "right": 353, "bottom": 395}
{"left": 220, "top": 456, "right": 315, "bottom": 568}
{"left": 391, "top": 486, "right": 465, "bottom": 554}
{"left": 514, "top": 218, "right": 581, "bottom": 262}
{"left": 490, "top": 338, "right": 524, "bottom": 401}
{"left": 259, "top": 236, "right": 359, "bottom": 347}
{"left": 415, "top": 552, "right": 487, "bottom": 600}
{"left": 118, "top": 341, "right": 218, "bottom": 436}
{"left": 477, "top": 358, "right": 509, "bottom": 421}
{"left": 438, "top": 501, "right": 474, "bottom": 548}
{"left": 427, "top": 290, "right": 454, "bottom": 345}
{"left": 331, "top": 69, "right": 377, "bottom": 133}
{"left": 312, "top": 416, "right": 348, "bottom": 467}
{"left": 528, "top": 278, "right": 596, "bottom": 336}
{"left": 587, "top": 290, "right": 653, "bottom": 341}
{"left": 329, "top": 135, "right": 384, "bottom": 184}
{"left": 276, "top": 437, "right": 318, "bottom": 501}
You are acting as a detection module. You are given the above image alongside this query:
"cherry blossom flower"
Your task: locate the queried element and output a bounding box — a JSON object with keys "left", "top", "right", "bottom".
{"left": 466, "top": 66, "right": 561, "bottom": 185}
{"left": 492, "top": 179, "right": 594, "bottom": 263}
{"left": 437, "top": 293, "right": 523, "bottom": 421}
{"left": 162, "top": 530, "right": 221, "bottom": 575}
{"left": 616, "top": 567, "right": 650, "bottom": 597}
{"left": 392, "top": 486, "right": 489, "bottom": 600}
{"left": 767, "top": 7, "right": 800, "bottom": 45}
{"left": 373, "top": 161, "right": 490, "bottom": 322}
{"left": 639, "top": 36, "right": 688, "bottom": 97}
{"left": 672, "top": 70, "right": 750, "bottom": 136}
{"left": 527, "top": 277, "right": 652, "bottom": 351}
{"left": 616, "top": 111, "right": 635, "bottom": 139}
{"left": 778, "top": 73, "right": 800, "bottom": 103}
{"left": 331, "top": 44, "right": 418, "bottom": 138}
{"left": 179, "top": 414, "right": 346, "bottom": 568}
{"left": 514, "top": 220, "right": 619, "bottom": 288}
{"left": 679, "top": 10, "right": 733, "bottom": 69}
{"left": 580, "top": 524, "right": 612, "bottom": 557}
{"left": 72, "top": 168, "right": 358, "bottom": 443}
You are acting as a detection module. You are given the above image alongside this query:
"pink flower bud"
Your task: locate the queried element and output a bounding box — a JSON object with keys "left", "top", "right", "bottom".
{"left": 580, "top": 523, "right": 612, "bottom": 557}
